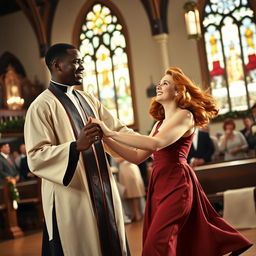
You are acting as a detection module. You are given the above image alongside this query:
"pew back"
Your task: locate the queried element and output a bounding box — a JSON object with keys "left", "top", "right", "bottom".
{"left": 0, "top": 178, "right": 43, "bottom": 238}
{"left": 195, "top": 158, "right": 256, "bottom": 195}
{"left": 17, "top": 179, "right": 41, "bottom": 204}
{"left": 0, "top": 185, "right": 5, "bottom": 211}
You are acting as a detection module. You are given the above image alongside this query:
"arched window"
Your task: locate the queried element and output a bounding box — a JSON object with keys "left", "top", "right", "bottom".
{"left": 202, "top": 0, "right": 256, "bottom": 114}
{"left": 76, "top": 1, "right": 135, "bottom": 126}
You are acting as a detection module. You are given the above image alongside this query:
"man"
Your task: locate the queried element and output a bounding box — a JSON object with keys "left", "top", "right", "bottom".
{"left": 24, "top": 44, "right": 133, "bottom": 256}
{"left": 188, "top": 128, "right": 214, "bottom": 167}
{"left": 15, "top": 143, "right": 26, "bottom": 169}
{"left": 248, "top": 103, "right": 256, "bottom": 153}
{"left": 20, "top": 155, "right": 35, "bottom": 180}
{"left": 0, "top": 143, "right": 19, "bottom": 185}
{"left": 240, "top": 117, "right": 255, "bottom": 151}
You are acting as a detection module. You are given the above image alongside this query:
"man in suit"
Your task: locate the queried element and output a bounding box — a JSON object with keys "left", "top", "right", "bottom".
{"left": 15, "top": 143, "right": 26, "bottom": 169}
{"left": 188, "top": 128, "right": 214, "bottom": 167}
{"left": 0, "top": 143, "right": 19, "bottom": 185}
{"left": 20, "top": 156, "right": 36, "bottom": 180}
{"left": 240, "top": 117, "right": 255, "bottom": 151}
{"left": 248, "top": 103, "right": 256, "bottom": 153}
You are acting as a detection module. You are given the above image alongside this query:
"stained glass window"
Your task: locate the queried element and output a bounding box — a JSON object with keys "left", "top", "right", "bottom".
{"left": 78, "top": 2, "right": 134, "bottom": 125}
{"left": 203, "top": 0, "right": 256, "bottom": 114}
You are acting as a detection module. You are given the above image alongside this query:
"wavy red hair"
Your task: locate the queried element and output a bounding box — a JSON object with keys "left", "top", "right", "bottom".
{"left": 149, "top": 67, "right": 218, "bottom": 127}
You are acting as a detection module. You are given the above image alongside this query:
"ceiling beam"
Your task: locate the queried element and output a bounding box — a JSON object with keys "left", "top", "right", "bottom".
{"left": 16, "top": 0, "right": 58, "bottom": 57}
{"left": 140, "top": 0, "right": 169, "bottom": 35}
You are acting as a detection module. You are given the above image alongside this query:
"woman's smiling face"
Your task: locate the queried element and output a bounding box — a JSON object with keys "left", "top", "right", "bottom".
{"left": 155, "top": 74, "right": 177, "bottom": 103}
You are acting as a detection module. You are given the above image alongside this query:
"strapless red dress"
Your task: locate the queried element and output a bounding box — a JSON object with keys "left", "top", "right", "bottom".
{"left": 142, "top": 121, "right": 253, "bottom": 256}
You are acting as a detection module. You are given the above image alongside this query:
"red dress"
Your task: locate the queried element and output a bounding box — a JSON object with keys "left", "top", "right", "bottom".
{"left": 142, "top": 121, "right": 253, "bottom": 256}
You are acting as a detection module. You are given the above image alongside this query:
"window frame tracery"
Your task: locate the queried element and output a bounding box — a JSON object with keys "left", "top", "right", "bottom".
{"left": 197, "top": 0, "right": 256, "bottom": 114}
{"left": 73, "top": 0, "right": 138, "bottom": 128}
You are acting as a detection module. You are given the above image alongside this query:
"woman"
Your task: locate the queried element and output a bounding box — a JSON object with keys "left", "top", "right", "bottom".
{"left": 90, "top": 67, "right": 252, "bottom": 255}
{"left": 116, "top": 156, "right": 145, "bottom": 221}
{"left": 219, "top": 118, "right": 248, "bottom": 161}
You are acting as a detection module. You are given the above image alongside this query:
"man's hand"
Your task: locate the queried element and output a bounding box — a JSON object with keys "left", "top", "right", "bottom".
{"left": 76, "top": 122, "right": 103, "bottom": 151}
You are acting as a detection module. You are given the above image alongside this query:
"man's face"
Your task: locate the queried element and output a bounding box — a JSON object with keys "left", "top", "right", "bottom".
{"left": 57, "top": 49, "right": 84, "bottom": 85}
{"left": 20, "top": 144, "right": 26, "bottom": 154}
{"left": 0, "top": 144, "right": 10, "bottom": 154}
{"left": 243, "top": 118, "right": 252, "bottom": 128}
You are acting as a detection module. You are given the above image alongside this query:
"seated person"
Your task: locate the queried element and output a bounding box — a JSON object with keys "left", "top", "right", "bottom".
{"left": 20, "top": 156, "right": 35, "bottom": 180}
{"left": 240, "top": 117, "right": 256, "bottom": 155}
{"left": 116, "top": 156, "right": 145, "bottom": 222}
{"left": 201, "top": 126, "right": 221, "bottom": 162}
{"left": 15, "top": 143, "right": 26, "bottom": 169}
{"left": 146, "top": 157, "right": 153, "bottom": 182}
{"left": 0, "top": 143, "right": 19, "bottom": 185}
{"left": 188, "top": 128, "right": 214, "bottom": 167}
{"left": 248, "top": 103, "right": 256, "bottom": 153}
{"left": 219, "top": 118, "right": 248, "bottom": 161}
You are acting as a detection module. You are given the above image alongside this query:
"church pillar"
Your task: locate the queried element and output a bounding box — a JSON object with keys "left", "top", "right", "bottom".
{"left": 153, "top": 33, "right": 170, "bottom": 71}
{"left": 140, "top": 0, "right": 170, "bottom": 71}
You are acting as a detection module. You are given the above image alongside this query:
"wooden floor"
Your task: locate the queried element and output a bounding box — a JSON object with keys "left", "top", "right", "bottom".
{"left": 0, "top": 222, "right": 255, "bottom": 255}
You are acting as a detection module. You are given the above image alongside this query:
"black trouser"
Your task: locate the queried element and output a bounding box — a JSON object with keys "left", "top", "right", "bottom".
{"left": 42, "top": 203, "right": 64, "bottom": 256}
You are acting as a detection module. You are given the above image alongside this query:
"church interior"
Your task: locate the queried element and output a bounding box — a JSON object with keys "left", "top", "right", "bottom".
{"left": 0, "top": 0, "right": 256, "bottom": 255}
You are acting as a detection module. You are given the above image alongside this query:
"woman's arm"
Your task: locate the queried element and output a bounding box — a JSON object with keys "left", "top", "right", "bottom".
{"left": 102, "top": 122, "right": 158, "bottom": 164}
{"left": 229, "top": 132, "right": 248, "bottom": 155}
{"left": 90, "top": 109, "right": 194, "bottom": 151}
{"left": 103, "top": 138, "right": 153, "bottom": 164}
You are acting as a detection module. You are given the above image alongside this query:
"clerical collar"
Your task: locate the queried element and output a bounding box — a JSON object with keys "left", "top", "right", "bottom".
{"left": 51, "top": 80, "right": 73, "bottom": 94}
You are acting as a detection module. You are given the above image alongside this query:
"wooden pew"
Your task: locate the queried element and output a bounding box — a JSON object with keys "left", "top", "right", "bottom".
{"left": 0, "top": 178, "right": 43, "bottom": 239}
{"left": 0, "top": 185, "right": 6, "bottom": 211}
{"left": 194, "top": 158, "right": 256, "bottom": 205}
{"left": 16, "top": 178, "right": 43, "bottom": 228}
{"left": 0, "top": 179, "right": 24, "bottom": 239}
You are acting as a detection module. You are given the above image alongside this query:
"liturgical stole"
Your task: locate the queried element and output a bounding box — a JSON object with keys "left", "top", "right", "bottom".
{"left": 49, "top": 83, "right": 122, "bottom": 256}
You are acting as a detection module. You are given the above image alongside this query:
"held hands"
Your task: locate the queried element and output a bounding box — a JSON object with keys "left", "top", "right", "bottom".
{"left": 88, "top": 117, "right": 114, "bottom": 137}
{"left": 76, "top": 121, "right": 103, "bottom": 151}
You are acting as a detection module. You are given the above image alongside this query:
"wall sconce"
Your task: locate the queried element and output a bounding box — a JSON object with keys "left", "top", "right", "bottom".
{"left": 184, "top": 1, "right": 201, "bottom": 39}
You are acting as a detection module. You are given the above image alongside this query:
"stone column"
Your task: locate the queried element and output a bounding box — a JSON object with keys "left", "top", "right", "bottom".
{"left": 153, "top": 33, "right": 170, "bottom": 71}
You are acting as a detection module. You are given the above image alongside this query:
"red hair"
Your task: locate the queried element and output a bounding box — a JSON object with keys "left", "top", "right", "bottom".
{"left": 149, "top": 67, "right": 218, "bottom": 127}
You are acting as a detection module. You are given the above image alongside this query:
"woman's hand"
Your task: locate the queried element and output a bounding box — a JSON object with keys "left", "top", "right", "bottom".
{"left": 88, "top": 117, "right": 114, "bottom": 137}
{"left": 230, "top": 147, "right": 240, "bottom": 155}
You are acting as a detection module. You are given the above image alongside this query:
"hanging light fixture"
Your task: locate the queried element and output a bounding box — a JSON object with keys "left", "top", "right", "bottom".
{"left": 184, "top": 1, "right": 201, "bottom": 39}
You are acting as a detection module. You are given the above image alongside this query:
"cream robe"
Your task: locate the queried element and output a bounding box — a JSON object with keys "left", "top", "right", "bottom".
{"left": 24, "top": 88, "right": 133, "bottom": 256}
